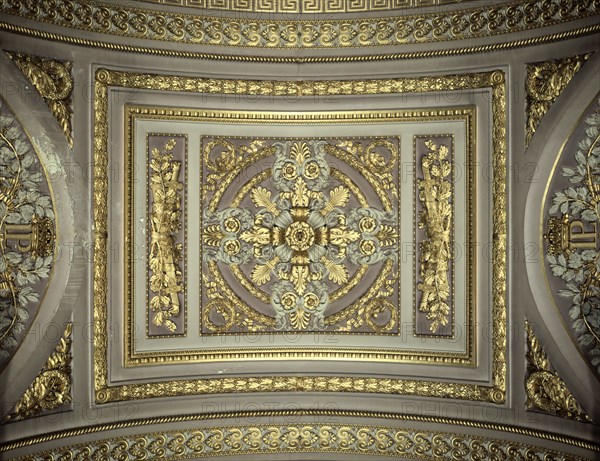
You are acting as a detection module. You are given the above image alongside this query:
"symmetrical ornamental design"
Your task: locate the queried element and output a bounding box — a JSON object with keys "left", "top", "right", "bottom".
{"left": 1, "top": 0, "right": 598, "bottom": 49}
{"left": 5, "top": 51, "right": 74, "bottom": 149}
{"left": 202, "top": 138, "right": 399, "bottom": 333}
{"left": 136, "top": 0, "right": 476, "bottom": 13}
{"left": 545, "top": 97, "right": 600, "bottom": 376}
{"left": 415, "top": 137, "right": 454, "bottom": 335}
{"left": 0, "top": 98, "right": 55, "bottom": 365}
{"left": 525, "top": 320, "right": 591, "bottom": 422}
{"left": 95, "top": 69, "right": 506, "bottom": 404}
{"left": 2, "top": 322, "right": 72, "bottom": 423}
{"left": 147, "top": 136, "right": 186, "bottom": 335}
{"left": 526, "top": 53, "right": 591, "bottom": 148}
{"left": 10, "top": 423, "right": 589, "bottom": 460}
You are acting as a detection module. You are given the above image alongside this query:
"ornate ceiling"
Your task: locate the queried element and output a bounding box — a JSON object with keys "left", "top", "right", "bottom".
{"left": 0, "top": 0, "right": 598, "bottom": 459}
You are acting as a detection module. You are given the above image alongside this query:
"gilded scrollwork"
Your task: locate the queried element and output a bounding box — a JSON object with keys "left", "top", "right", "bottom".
{"left": 416, "top": 139, "right": 453, "bottom": 333}
{"left": 0, "top": 98, "right": 55, "bottom": 364}
{"left": 147, "top": 138, "right": 184, "bottom": 333}
{"left": 8, "top": 422, "right": 588, "bottom": 460}
{"left": 525, "top": 320, "right": 592, "bottom": 422}
{"left": 202, "top": 138, "right": 399, "bottom": 332}
{"left": 2, "top": 322, "right": 72, "bottom": 423}
{"left": 526, "top": 53, "right": 592, "bottom": 148}
{"left": 5, "top": 51, "right": 73, "bottom": 149}
{"left": 1, "top": 0, "right": 598, "bottom": 49}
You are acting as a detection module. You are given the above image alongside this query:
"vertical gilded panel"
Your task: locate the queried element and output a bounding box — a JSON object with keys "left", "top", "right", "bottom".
{"left": 145, "top": 134, "right": 187, "bottom": 337}
{"left": 414, "top": 135, "right": 455, "bottom": 337}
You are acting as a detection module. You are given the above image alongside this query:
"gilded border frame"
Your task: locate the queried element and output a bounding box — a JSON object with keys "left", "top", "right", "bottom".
{"left": 124, "top": 108, "right": 473, "bottom": 362}
{"left": 94, "top": 69, "right": 506, "bottom": 404}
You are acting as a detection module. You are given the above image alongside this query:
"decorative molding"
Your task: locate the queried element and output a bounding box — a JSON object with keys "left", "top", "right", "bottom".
{"left": 0, "top": 0, "right": 598, "bottom": 49}
{"left": 2, "top": 410, "right": 598, "bottom": 455}
{"left": 1, "top": 21, "right": 598, "bottom": 63}
{"left": 4, "top": 51, "right": 73, "bottom": 149}
{"left": 2, "top": 322, "right": 72, "bottom": 423}
{"left": 525, "top": 320, "right": 592, "bottom": 422}
{"left": 123, "top": 107, "right": 475, "bottom": 367}
{"left": 95, "top": 69, "right": 505, "bottom": 404}
{"left": 136, "top": 0, "right": 478, "bottom": 14}
{"left": 7, "top": 423, "right": 590, "bottom": 460}
{"left": 525, "top": 53, "right": 592, "bottom": 148}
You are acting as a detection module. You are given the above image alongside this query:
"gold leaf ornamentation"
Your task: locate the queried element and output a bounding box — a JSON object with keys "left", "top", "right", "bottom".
{"left": 526, "top": 53, "right": 592, "bottom": 147}
{"left": 5, "top": 51, "right": 73, "bottom": 148}
{"left": 3, "top": 322, "right": 72, "bottom": 423}
{"left": 148, "top": 139, "right": 184, "bottom": 332}
{"left": 1, "top": 0, "right": 598, "bottom": 49}
{"left": 416, "top": 140, "right": 452, "bottom": 333}
{"left": 8, "top": 422, "right": 591, "bottom": 460}
{"left": 525, "top": 320, "right": 592, "bottom": 422}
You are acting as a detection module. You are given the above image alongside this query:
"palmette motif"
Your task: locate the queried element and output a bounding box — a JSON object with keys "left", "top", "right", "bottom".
{"left": 202, "top": 140, "right": 398, "bottom": 331}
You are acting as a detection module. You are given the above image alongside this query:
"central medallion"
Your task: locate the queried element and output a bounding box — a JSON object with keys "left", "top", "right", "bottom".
{"left": 285, "top": 221, "right": 315, "bottom": 251}
{"left": 202, "top": 137, "right": 400, "bottom": 332}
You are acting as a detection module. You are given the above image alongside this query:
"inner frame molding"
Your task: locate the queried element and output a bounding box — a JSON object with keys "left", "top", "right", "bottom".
{"left": 93, "top": 68, "right": 506, "bottom": 405}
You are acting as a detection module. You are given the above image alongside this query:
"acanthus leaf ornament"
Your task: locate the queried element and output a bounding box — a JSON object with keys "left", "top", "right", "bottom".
{"left": 2, "top": 322, "right": 72, "bottom": 423}
{"left": 526, "top": 53, "right": 592, "bottom": 148}
{"left": 5, "top": 51, "right": 74, "bottom": 149}
{"left": 525, "top": 320, "right": 592, "bottom": 422}
{"left": 202, "top": 139, "right": 399, "bottom": 332}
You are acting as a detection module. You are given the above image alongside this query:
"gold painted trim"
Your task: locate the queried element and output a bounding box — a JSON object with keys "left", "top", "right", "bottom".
{"left": 0, "top": 410, "right": 598, "bottom": 455}
{"left": 1, "top": 0, "right": 598, "bottom": 49}
{"left": 94, "top": 69, "right": 505, "bottom": 404}
{"left": 125, "top": 109, "right": 472, "bottom": 360}
{"left": 0, "top": 21, "right": 599, "bottom": 62}
{"left": 6, "top": 423, "right": 592, "bottom": 460}
{"left": 135, "top": 0, "right": 479, "bottom": 14}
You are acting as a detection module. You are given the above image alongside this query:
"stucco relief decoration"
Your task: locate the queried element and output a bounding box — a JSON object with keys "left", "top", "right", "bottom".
{"left": 0, "top": 98, "right": 55, "bottom": 365}
{"left": 147, "top": 136, "right": 186, "bottom": 335}
{"left": 202, "top": 137, "right": 399, "bottom": 333}
{"left": 525, "top": 320, "right": 591, "bottom": 422}
{"left": 544, "top": 97, "right": 600, "bottom": 375}
{"left": 5, "top": 51, "right": 74, "bottom": 149}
